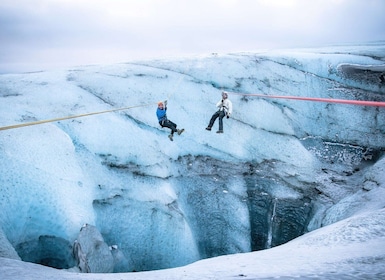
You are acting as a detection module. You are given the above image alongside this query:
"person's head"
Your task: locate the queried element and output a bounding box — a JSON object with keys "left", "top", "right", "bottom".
{"left": 158, "top": 102, "right": 163, "bottom": 108}
{"left": 222, "top": 92, "right": 228, "bottom": 99}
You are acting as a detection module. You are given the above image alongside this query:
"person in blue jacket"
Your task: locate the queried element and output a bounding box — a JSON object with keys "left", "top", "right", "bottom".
{"left": 156, "top": 100, "right": 184, "bottom": 141}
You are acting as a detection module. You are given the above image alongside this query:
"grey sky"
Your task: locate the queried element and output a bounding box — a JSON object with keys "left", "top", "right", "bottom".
{"left": 1, "top": 0, "right": 384, "bottom": 73}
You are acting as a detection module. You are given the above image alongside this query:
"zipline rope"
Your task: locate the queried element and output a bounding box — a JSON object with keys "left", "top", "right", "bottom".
{"left": 226, "top": 91, "right": 385, "bottom": 107}
{"left": 2, "top": 89, "right": 384, "bottom": 132}
{"left": 0, "top": 102, "right": 156, "bottom": 131}
{"left": 0, "top": 67, "right": 189, "bottom": 132}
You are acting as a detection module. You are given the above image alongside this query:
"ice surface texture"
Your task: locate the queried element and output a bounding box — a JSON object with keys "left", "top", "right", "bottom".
{"left": 0, "top": 43, "right": 384, "bottom": 277}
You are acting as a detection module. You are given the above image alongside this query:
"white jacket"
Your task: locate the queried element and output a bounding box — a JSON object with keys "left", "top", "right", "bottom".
{"left": 216, "top": 98, "right": 233, "bottom": 116}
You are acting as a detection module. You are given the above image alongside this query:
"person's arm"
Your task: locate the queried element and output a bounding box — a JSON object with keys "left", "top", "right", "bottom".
{"left": 227, "top": 100, "right": 233, "bottom": 117}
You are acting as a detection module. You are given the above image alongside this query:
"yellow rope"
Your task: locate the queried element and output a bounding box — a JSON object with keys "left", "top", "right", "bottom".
{"left": 0, "top": 102, "right": 156, "bottom": 131}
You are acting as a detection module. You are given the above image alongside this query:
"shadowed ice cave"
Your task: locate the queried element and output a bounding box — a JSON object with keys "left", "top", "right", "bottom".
{"left": 1, "top": 43, "right": 385, "bottom": 274}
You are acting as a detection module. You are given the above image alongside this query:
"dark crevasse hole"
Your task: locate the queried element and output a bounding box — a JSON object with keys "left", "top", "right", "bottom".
{"left": 13, "top": 185, "right": 314, "bottom": 272}
{"left": 246, "top": 177, "right": 313, "bottom": 251}
{"left": 270, "top": 197, "right": 312, "bottom": 247}
{"left": 12, "top": 158, "right": 316, "bottom": 272}
{"left": 90, "top": 158, "right": 316, "bottom": 272}
{"left": 15, "top": 235, "right": 76, "bottom": 269}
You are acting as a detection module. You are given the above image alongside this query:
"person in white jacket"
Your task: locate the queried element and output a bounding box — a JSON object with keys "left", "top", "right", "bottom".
{"left": 206, "top": 91, "right": 233, "bottom": 133}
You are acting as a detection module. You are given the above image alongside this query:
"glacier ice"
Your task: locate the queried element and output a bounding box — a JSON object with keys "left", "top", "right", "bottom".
{"left": 0, "top": 43, "right": 385, "bottom": 277}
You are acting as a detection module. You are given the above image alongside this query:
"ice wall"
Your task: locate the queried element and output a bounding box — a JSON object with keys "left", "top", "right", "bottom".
{"left": 0, "top": 43, "right": 384, "bottom": 272}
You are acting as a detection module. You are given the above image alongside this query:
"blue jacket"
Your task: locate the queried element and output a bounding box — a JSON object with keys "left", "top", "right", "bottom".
{"left": 156, "top": 107, "right": 167, "bottom": 123}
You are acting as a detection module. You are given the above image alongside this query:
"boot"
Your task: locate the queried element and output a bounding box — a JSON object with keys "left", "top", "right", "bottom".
{"left": 168, "top": 134, "right": 173, "bottom": 141}
{"left": 177, "top": 129, "right": 185, "bottom": 135}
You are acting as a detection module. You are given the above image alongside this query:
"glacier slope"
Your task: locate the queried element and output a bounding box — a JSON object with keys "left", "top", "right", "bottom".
{"left": 0, "top": 43, "right": 385, "bottom": 277}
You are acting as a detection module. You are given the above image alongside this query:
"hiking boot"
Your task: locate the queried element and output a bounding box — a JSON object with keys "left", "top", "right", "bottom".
{"left": 216, "top": 130, "right": 223, "bottom": 133}
{"left": 205, "top": 127, "right": 211, "bottom": 131}
{"left": 168, "top": 134, "right": 173, "bottom": 141}
{"left": 177, "top": 129, "right": 185, "bottom": 135}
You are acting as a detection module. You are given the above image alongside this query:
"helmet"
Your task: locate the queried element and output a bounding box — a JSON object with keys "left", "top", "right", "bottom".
{"left": 222, "top": 92, "right": 228, "bottom": 98}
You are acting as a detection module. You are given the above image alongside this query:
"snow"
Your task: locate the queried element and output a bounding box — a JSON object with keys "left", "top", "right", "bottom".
{"left": 1, "top": 43, "right": 385, "bottom": 279}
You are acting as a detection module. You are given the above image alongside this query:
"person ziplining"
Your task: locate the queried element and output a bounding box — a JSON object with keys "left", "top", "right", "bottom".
{"left": 206, "top": 91, "right": 233, "bottom": 133}
{"left": 156, "top": 100, "right": 184, "bottom": 141}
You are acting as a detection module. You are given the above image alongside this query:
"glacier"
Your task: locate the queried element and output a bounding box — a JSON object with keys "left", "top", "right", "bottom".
{"left": 0, "top": 42, "right": 385, "bottom": 279}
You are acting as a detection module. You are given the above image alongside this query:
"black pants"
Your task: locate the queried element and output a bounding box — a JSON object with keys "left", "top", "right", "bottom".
{"left": 208, "top": 110, "right": 225, "bottom": 131}
{"left": 160, "top": 120, "right": 177, "bottom": 134}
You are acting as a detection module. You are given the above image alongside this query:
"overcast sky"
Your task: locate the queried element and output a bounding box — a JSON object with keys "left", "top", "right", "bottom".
{"left": 1, "top": 0, "right": 384, "bottom": 73}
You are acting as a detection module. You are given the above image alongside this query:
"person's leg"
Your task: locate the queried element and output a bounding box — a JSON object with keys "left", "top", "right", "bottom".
{"left": 163, "top": 120, "right": 178, "bottom": 134}
{"left": 207, "top": 111, "right": 220, "bottom": 129}
{"left": 218, "top": 111, "right": 225, "bottom": 132}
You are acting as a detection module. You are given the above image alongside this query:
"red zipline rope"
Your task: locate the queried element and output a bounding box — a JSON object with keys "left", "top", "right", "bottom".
{"left": 226, "top": 91, "right": 385, "bottom": 107}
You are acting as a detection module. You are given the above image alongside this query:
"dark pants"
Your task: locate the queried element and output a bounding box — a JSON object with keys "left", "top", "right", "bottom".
{"left": 208, "top": 110, "right": 225, "bottom": 131}
{"left": 160, "top": 120, "right": 177, "bottom": 134}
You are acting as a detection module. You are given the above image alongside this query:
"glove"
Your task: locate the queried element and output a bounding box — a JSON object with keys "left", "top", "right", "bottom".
{"left": 227, "top": 114, "right": 230, "bottom": 119}
{"left": 164, "top": 100, "right": 167, "bottom": 106}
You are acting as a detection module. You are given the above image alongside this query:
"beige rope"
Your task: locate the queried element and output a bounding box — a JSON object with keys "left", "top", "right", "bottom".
{"left": 0, "top": 102, "right": 156, "bottom": 131}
